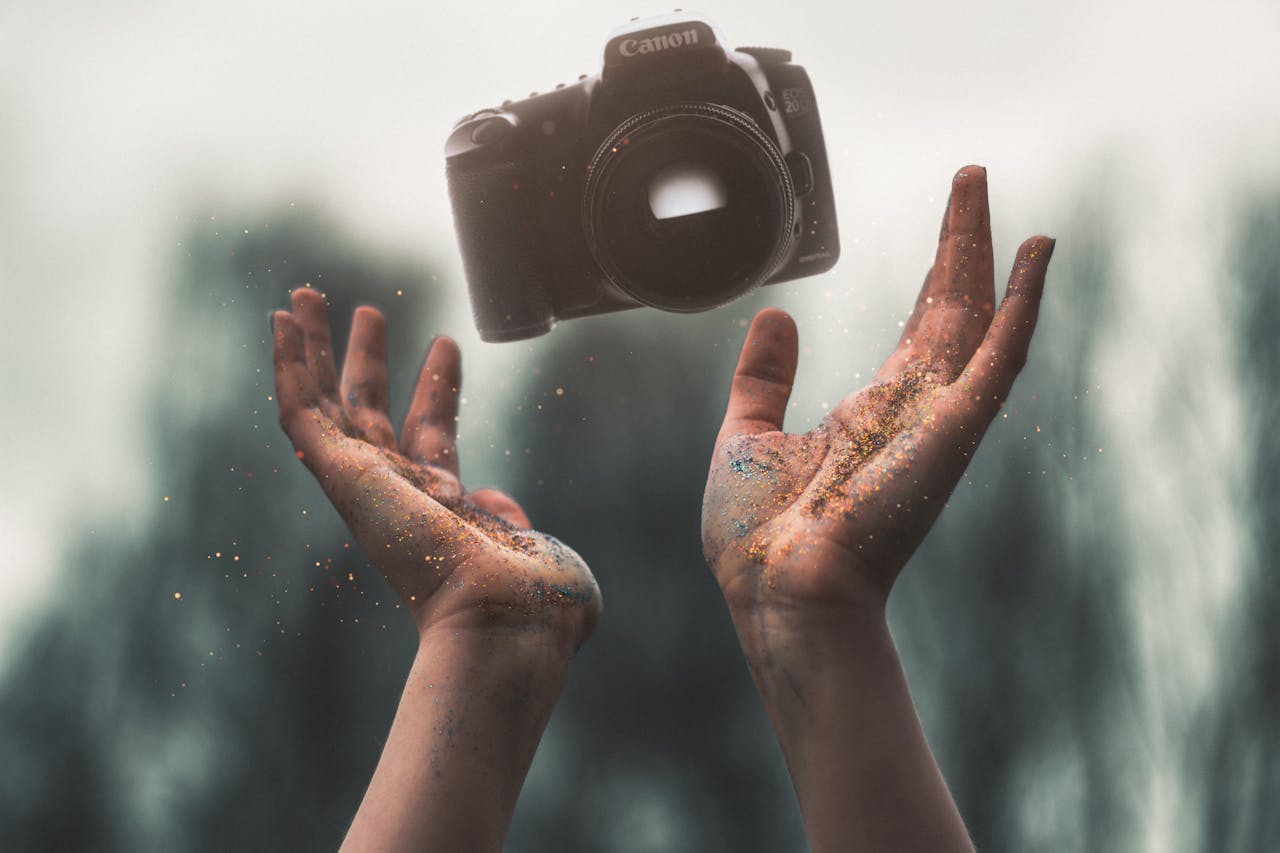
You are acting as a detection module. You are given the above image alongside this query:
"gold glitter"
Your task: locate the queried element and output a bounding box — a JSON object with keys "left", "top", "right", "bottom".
{"left": 805, "top": 370, "right": 940, "bottom": 517}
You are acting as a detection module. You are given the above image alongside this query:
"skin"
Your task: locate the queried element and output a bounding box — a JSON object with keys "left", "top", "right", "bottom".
{"left": 270, "top": 164, "right": 1047, "bottom": 850}
{"left": 271, "top": 289, "right": 600, "bottom": 852}
{"left": 702, "top": 166, "right": 1054, "bottom": 852}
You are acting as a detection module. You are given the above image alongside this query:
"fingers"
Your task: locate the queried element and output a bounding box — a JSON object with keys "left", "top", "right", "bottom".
{"left": 717, "top": 308, "right": 799, "bottom": 446}
{"left": 945, "top": 165, "right": 996, "bottom": 305}
{"left": 289, "top": 288, "right": 339, "bottom": 398}
{"left": 401, "top": 336, "right": 462, "bottom": 474}
{"left": 469, "top": 487, "right": 532, "bottom": 529}
{"left": 272, "top": 311, "right": 321, "bottom": 429}
{"left": 878, "top": 166, "right": 996, "bottom": 381}
{"left": 273, "top": 309, "right": 345, "bottom": 472}
{"left": 339, "top": 306, "right": 398, "bottom": 449}
{"left": 930, "top": 165, "right": 996, "bottom": 368}
{"left": 951, "top": 235, "right": 1055, "bottom": 424}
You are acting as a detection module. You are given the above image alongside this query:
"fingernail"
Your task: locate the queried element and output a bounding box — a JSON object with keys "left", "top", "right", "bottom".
{"left": 268, "top": 310, "right": 277, "bottom": 337}
{"left": 1047, "top": 237, "right": 1057, "bottom": 259}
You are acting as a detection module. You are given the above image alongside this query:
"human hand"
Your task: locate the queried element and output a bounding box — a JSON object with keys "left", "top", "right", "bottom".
{"left": 271, "top": 290, "right": 600, "bottom": 648}
{"left": 702, "top": 166, "right": 1054, "bottom": 619}
{"left": 700, "top": 165, "right": 1051, "bottom": 852}
{"left": 272, "top": 291, "right": 600, "bottom": 850}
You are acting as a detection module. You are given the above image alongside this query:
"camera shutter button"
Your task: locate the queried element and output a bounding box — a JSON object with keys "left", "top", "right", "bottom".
{"left": 737, "top": 46, "right": 792, "bottom": 65}
{"left": 470, "top": 117, "right": 512, "bottom": 145}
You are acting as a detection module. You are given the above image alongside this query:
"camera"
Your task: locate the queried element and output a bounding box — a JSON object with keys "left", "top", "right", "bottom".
{"left": 445, "top": 12, "right": 839, "bottom": 341}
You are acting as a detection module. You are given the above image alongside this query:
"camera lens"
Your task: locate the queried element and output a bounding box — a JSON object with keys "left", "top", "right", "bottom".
{"left": 583, "top": 103, "right": 795, "bottom": 312}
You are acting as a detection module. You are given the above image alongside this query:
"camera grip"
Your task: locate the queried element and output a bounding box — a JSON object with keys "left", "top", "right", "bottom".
{"left": 447, "top": 159, "right": 556, "bottom": 342}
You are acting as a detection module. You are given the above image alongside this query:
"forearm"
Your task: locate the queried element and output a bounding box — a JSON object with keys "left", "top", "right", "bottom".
{"left": 341, "top": 626, "right": 574, "bottom": 853}
{"left": 733, "top": 602, "right": 973, "bottom": 853}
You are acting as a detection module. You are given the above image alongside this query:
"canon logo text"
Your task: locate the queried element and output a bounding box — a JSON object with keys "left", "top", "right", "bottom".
{"left": 619, "top": 28, "right": 699, "bottom": 58}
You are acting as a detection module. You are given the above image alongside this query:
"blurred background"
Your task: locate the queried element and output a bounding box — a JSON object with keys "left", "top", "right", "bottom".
{"left": 1, "top": 0, "right": 1278, "bottom": 850}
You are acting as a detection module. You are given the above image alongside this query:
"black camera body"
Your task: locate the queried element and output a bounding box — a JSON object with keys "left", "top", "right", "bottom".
{"left": 445, "top": 13, "right": 839, "bottom": 341}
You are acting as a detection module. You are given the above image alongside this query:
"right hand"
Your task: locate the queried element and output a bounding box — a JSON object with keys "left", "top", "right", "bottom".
{"left": 702, "top": 166, "right": 1054, "bottom": 621}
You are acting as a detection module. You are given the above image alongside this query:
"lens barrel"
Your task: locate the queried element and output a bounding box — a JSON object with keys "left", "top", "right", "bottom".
{"left": 583, "top": 103, "right": 795, "bottom": 312}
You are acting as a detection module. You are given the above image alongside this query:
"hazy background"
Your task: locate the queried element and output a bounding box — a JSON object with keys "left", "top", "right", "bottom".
{"left": 1, "top": 0, "right": 1278, "bottom": 850}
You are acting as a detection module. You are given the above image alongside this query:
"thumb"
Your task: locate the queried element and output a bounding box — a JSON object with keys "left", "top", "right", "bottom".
{"left": 716, "top": 308, "right": 799, "bottom": 447}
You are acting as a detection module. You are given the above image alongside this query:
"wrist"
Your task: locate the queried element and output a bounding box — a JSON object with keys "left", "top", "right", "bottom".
{"left": 727, "top": 597, "right": 896, "bottom": 735}
{"left": 727, "top": 592, "right": 889, "bottom": 659}
{"left": 726, "top": 595, "right": 973, "bottom": 853}
{"left": 407, "top": 571, "right": 601, "bottom": 662}
{"left": 711, "top": 538, "right": 894, "bottom": 631}
{"left": 342, "top": 621, "right": 575, "bottom": 853}
{"left": 416, "top": 622, "right": 577, "bottom": 692}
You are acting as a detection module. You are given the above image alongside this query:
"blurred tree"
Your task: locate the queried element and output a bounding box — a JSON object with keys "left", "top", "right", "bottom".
{"left": 0, "top": 205, "right": 436, "bottom": 852}
{"left": 1203, "top": 190, "right": 1280, "bottom": 852}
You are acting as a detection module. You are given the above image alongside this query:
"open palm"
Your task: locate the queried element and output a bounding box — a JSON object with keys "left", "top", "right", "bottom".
{"left": 272, "top": 289, "right": 599, "bottom": 642}
{"left": 702, "top": 167, "right": 1054, "bottom": 613}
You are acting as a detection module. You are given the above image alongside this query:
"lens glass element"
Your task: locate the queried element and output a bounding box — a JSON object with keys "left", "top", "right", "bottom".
{"left": 584, "top": 104, "right": 795, "bottom": 312}
{"left": 647, "top": 161, "right": 729, "bottom": 220}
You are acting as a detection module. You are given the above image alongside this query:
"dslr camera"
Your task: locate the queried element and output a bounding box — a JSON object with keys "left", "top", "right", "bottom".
{"left": 445, "top": 12, "right": 839, "bottom": 341}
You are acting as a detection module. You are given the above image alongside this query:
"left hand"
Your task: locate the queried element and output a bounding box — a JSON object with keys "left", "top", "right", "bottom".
{"left": 272, "top": 289, "right": 600, "bottom": 647}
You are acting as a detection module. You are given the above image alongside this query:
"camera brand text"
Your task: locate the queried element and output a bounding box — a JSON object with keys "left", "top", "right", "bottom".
{"left": 619, "top": 28, "right": 700, "bottom": 58}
